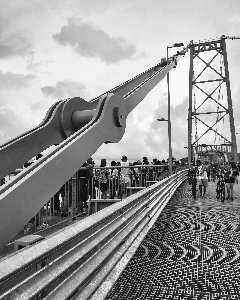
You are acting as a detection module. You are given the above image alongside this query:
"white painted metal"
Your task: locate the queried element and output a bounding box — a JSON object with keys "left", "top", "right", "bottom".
{"left": 0, "top": 170, "right": 187, "bottom": 299}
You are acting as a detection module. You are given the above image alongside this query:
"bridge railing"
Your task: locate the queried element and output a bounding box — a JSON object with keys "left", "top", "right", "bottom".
{"left": 0, "top": 169, "right": 188, "bottom": 299}
{"left": 0, "top": 164, "right": 187, "bottom": 249}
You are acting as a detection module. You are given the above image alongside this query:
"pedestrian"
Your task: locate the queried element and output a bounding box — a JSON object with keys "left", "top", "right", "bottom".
{"left": 97, "top": 159, "right": 109, "bottom": 199}
{"left": 110, "top": 161, "right": 118, "bottom": 198}
{"left": 196, "top": 159, "right": 208, "bottom": 197}
{"left": 232, "top": 161, "right": 239, "bottom": 184}
{"left": 119, "top": 155, "right": 131, "bottom": 198}
{"left": 224, "top": 162, "right": 238, "bottom": 201}
{"left": 188, "top": 163, "right": 197, "bottom": 199}
{"left": 142, "top": 157, "right": 149, "bottom": 186}
{"left": 205, "top": 161, "right": 210, "bottom": 182}
{"left": 211, "top": 164, "right": 217, "bottom": 182}
{"left": 86, "top": 158, "right": 95, "bottom": 199}
{"left": 132, "top": 162, "right": 140, "bottom": 186}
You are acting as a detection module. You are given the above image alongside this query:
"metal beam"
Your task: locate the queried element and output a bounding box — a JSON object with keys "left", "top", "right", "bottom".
{"left": 188, "top": 37, "right": 236, "bottom": 162}
{"left": 222, "top": 38, "right": 238, "bottom": 161}
{"left": 188, "top": 41, "right": 194, "bottom": 167}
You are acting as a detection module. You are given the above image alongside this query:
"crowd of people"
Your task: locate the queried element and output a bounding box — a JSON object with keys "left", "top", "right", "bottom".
{"left": 188, "top": 159, "right": 240, "bottom": 201}
{"left": 81, "top": 155, "right": 173, "bottom": 200}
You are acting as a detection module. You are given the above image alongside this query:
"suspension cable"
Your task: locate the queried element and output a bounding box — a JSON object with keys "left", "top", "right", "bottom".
{"left": 194, "top": 89, "right": 198, "bottom": 158}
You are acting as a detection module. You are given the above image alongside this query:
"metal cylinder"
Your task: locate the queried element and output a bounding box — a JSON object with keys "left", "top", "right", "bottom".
{"left": 72, "top": 109, "right": 96, "bottom": 131}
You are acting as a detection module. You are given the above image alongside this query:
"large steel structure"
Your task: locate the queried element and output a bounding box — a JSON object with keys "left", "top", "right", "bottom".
{"left": 0, "top": 46, "right": 188, "bottom": 249}
{"left": 188, "top": 36, "right": 238, "bottom": 165}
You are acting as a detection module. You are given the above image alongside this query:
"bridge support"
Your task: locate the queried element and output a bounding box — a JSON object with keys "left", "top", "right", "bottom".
{"left": 188, "top": 36, "right": 238, "bottom": 163}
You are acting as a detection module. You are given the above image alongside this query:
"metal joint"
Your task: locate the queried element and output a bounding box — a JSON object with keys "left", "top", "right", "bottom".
{"left": 114, "top": 107, "right": 125, "bottom": 127}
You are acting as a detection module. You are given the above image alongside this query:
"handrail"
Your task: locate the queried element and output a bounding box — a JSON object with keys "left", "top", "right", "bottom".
{"left": 0, "top": 170, "right": 187, "bottom": 299}
{"left": 92, "top": 164, "right": 185, "bottom": 169}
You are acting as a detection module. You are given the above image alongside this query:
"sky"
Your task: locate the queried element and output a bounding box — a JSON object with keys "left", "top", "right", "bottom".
{"left": 1, "top": 0, "right": 240, "bottom": 165}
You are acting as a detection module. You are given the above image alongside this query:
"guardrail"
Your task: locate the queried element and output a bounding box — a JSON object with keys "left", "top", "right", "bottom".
{"left": 0, "top": 169, "right": 187, "bottom": 299}
{"left": 0, "top": 164, "right": 186, "bottom": 244}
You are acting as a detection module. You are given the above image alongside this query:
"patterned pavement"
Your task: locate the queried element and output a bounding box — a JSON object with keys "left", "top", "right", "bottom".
{"left": 106, "top": 180, "right": 240, "bottom": 299}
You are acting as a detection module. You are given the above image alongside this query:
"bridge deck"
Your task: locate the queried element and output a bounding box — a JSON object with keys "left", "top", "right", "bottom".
{"left": 106, "top": 180, "right": 240, "bottom": 299}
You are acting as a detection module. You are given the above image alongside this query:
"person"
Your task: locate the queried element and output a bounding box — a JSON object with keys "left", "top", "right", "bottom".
{"left": 224, "top": 162, "right": 238, "bottom": 201}
{"left": 23, "top": 158, "right": 35, "bottom": 168}
{"left": 216, "top": 164, "right": 225, "bottom": 201}
{"left": 59, "top": 180, "right": 72, "bottom": 217}
{"left": 110, "top": 161, "right": 119, "bottom": 198}
{"left": 232, "top": 161, "right": 239, "bottom": 184}
{"left": 119, "top": 155, "right": 131, "bottom": 198}
{"left": 135, "top": 160, "right": 142, "bottom": 186}
{"left": 206, "top": 161, "right": 211, "bottom": 182}
{"left": 211, "top": 163, "right": 217, "bottom": 182}
{"left": 132, "top": 162, "right": 140, "bottom": 186}
{"left": 142, "top": 157, "right": 149, "bottom": 186}
{"left": 85, "top": 158, "right": 95, "bottom": 199}
{"left": 196, "top": 159, "right": 208, "bottom": 197}
{"left": 97, "top": 159, "right": 109, "bottom": 199}
{"left": 148, "top": 161, "right": 154, "bottom": 181}
{"left": 36, "top": 153, "right": 43, "bottom": 160}
{"left": 188, "top": 163, "right": 197, "bottom": 199}
{"left": 153, "top": 158, "right": 162, "bottom": 181}
{"left": 237, "top": 162, "right": 240, "bottom": 174}
{"left": 51, "top": 191, "right": 61, "bottom": 216}
{"left": 78, "top": 160, "right": 92, "bottom": 213}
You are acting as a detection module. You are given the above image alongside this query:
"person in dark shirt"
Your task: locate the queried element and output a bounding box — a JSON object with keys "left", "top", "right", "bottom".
{"left": 224, "top": 162, "right": 238, "bottom": 201}
{"left": 188, "top": 164, "right": 197, "bottom": 199}
{"left": 85, "top": 158, "right": 94, "bottom": 198}
{"left": 97, "top": 159, "right": 109, "bottom": 199}
{"left": 110, "top": 161, "right": 119, "bottom": 198}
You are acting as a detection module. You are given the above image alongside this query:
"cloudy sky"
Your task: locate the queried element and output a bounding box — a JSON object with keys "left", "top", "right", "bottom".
{"left": 1, "top": 0, "right": 240, "bottom": 164}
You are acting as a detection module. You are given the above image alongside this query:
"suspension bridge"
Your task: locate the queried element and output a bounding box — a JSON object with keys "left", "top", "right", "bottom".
{"left": 0, "top": 36, "right": 240, "bottom": 299}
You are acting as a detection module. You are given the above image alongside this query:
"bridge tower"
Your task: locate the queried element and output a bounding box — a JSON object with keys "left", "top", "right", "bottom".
{"left": 188, "top": 36, "right": 237, "bottom": 166}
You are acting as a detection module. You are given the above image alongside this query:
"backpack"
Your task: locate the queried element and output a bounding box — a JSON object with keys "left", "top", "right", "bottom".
{"left": 232, "top": 169, "right": 239, "bottom": 177}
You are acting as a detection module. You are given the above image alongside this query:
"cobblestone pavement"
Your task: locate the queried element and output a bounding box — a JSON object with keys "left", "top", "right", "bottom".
{"left": 106, "top": 180, "right": 240, "bottom": 299}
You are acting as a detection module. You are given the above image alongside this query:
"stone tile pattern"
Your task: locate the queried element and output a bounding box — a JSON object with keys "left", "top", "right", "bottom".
{"left": 105, "top": 181, "right": 240, "bottom": 299}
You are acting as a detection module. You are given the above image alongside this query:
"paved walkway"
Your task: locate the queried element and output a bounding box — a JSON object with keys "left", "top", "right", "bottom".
{"left": 106, "top": 180, "right": 240, "bottom": 299}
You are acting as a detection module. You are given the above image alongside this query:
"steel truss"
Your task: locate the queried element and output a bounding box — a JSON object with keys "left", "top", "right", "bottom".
{"left": 188, "top": 36, "right": 237, "bottom": 165}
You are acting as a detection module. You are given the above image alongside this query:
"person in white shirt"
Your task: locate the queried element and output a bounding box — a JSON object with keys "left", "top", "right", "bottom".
{"left": 196, "top": 159, "right": 208, "bottom": 197}
{"left": 110, "top": 161, "right": 119, "bottom": 198}
{"left": 119, "top": 155, "right": 131, "bottom": 198}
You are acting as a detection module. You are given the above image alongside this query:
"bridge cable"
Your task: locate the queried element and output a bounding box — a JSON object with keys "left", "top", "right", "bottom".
{"left": 193, "top": 70, "right": 198, "bottom": 160}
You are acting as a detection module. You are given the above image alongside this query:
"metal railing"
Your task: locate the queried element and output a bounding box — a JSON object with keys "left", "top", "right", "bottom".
{"left": 0, "top": 169, "right": 187, "bottom": 299}
{"left": 0, "top": 164, "right": 187, "bottom": 249}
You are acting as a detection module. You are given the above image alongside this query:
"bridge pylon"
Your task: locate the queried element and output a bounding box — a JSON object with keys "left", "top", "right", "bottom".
{"left": 188, "top": 36, "right": 237, "bottom": 166}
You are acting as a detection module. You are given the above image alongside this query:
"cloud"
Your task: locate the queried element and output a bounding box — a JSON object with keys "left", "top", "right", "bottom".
{"left": 53, "top": 18, "right": 139, "bottom": 64}
{"left": 92, "top": 96, "right": 184, "bottom": 163}
{"left": 0, "top": 70, "right": 35, "bottom": 90}
{"left": 148, "top": 97, "right": 189, "bottom": 159}
{"left": 0, "top": 0, "right": 38, "bottom": 59}
{"left": 0, "top": 106, "right": 30, "bottom": 145}
{"left": 41, "top": 80, "right": 86, "bottom": 99}
{"left": 0, "top": 34, "right": 32, "bottom": 59}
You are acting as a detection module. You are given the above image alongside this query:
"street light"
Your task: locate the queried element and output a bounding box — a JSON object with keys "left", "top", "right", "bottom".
{"left": 173, "top": 43, "right": 184, "bottom": 47}
{"left": 166, "top": 42, "right": 184, "bottom": 175}
{"left": 157, "top": 118, "right": 168, "bottom": 122}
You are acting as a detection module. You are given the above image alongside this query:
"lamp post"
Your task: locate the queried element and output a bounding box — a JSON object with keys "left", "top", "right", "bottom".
{"left": 166, "top": 42, "right": 184, "bottom": 175}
